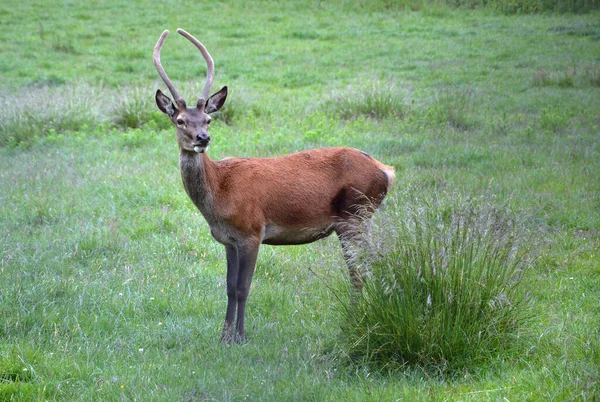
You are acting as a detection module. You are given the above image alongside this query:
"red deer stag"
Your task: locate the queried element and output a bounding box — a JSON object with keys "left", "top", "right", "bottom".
{"left": 153, "top": 29, "right": 395, "bottom": 343}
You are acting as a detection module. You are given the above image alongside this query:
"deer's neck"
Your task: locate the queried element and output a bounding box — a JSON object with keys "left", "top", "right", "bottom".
{"left": 179, "top": 151, "right": 217, "bottom": 216}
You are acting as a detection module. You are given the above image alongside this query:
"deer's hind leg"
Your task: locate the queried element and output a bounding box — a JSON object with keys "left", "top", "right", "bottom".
{"left": 334, "top": 221, "right": 367, "bottom": 292}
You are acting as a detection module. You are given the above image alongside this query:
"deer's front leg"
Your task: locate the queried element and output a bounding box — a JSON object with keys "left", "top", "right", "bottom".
{"left": 222, "top": 245, "right": 239, "bottom": 344}
{"left": 234, "top": 238, "right": 260, "bottom": 343}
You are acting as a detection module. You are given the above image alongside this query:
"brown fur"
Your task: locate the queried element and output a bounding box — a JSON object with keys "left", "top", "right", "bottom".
{"left": 180, "top": 147, "right": 394, "bottom": 246}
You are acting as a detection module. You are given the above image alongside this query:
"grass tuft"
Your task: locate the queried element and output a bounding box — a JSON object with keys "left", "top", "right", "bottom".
{"left": 211, "top": 87, "right": 267, "bottom": 125}
{"left": 110, "top": 86, "right": 159, "bottom": 129}
{"left": 428, "top": 87, "right": 478, "bottom": 132}
{"left": 532, "top": 63, "right": 600, "bottom": 88}
{"left": 0, "top": 83, "right": 173, "bottom": 146}
{"left": 338, "top": 192, "right": 535, "bottom": 372}
{"left": 0, "top": 348, "right": 41, "bottom": 400}
{"left": 0, "top": 83, "right": 102, "bottom": 147}
{"left": 323, "top": 79, "right": 409, "bottom": 120}
{"left": 532, "top": 69, "right": 552, "bottom": 87}
{"left": 586, "top": 64, "right": 600, "bottom": 87}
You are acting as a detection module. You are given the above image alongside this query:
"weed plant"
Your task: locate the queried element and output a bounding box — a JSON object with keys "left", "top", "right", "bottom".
{"left": 339, "top": 192, "right": 534, "bottom": 372}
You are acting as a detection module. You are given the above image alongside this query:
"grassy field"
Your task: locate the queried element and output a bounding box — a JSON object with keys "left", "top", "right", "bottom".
{"left": 1, "top": 0, "right": 599, "bottom": 400}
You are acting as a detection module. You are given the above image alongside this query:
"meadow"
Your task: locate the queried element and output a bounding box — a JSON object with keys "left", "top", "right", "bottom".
{"left": 1, "top": 0, "right": 599, "bottom": 400}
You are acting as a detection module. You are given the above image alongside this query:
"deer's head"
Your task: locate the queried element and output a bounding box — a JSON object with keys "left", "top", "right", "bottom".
{"left": 154, "top": 29, "right": 227, "bottom": 153}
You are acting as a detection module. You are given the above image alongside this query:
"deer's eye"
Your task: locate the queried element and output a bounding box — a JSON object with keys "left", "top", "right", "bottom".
{"left": 176, "top": 118, "right": 185, "bottom": 126}
{"left": 207, "top": 120, "right": 211, "bottom": 125}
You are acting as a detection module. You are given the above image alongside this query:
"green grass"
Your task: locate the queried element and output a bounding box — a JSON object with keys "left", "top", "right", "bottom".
{"left": 1, "top": 0, "right": 599, "bottom": 400}
{"left": 338, "top": 192, "right": 535, "bottom": 372}
{"left": 323, "top": 79, "right": 410, "bottom": 120}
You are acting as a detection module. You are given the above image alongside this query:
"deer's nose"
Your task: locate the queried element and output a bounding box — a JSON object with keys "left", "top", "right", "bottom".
{"left": 196, "top": 134, "right": 210, "bottom": 145}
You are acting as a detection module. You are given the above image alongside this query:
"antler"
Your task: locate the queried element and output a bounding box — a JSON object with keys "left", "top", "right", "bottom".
{"left": 153, "top": 30, "right": 184, "bottom": 105}
{"left": 177, "top": 28, "right": 214, "bottom": 103}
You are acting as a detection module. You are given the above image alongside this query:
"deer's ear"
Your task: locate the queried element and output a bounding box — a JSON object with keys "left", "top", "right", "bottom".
{"left": 156, "top": 89, "right": 177, "bottom": 117}
{"left": 204, "top": 86, "right": 228, "bottom": 114}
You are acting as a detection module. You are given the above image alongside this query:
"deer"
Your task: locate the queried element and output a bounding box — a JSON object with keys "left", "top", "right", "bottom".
{"left": 153, "top": 28, "right": 395, "bottom": 343}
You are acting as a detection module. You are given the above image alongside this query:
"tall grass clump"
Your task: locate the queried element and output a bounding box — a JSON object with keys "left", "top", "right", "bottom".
{"left": 0, "top": 83, "right": 102, "bottom": 147}
{"left": 110, "top": 86, "right": 158, "bottom": 129}
{"left": 210, "top": 87, "right": 267, "bottom": 125}
{"left": 532, "top": 64, "right": 600, "bottom": 88}
{"left": 427, "top": 86, "right": 478, "bottom": 132}
{"left": 323, "top": 79, "right": 409, "bottom": 120}
{"left": 339, "top": 193, "right": 535, "bottom": 372}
